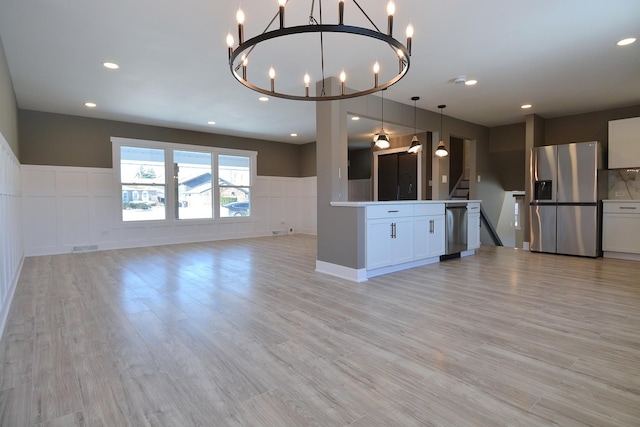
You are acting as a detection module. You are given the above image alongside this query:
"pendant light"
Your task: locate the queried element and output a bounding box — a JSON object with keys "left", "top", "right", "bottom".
{"left": 435, "top": 104, "right": 449, "bottom": 157}
{"left": 407, "top": 96, "right": 422, "bottom": 153}
{"left": 373, "top": 89, "right": 390, "bottom": 149}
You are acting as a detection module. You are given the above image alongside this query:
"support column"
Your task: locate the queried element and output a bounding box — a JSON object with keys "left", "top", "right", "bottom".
{"left": 315, "top": 78, "right": 365, "bottom": 272}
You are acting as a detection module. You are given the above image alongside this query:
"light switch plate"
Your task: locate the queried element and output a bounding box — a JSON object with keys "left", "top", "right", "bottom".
{"left": 442, "top": 175, "right": 447, "bottom": 184}
{"left": 477, "top": 175, "right": 481, "bottom": 182}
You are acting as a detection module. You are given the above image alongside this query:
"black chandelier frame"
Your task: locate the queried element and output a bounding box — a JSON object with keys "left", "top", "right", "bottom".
{"left": 227, "top": 1, "right": 412, "bottom": 101}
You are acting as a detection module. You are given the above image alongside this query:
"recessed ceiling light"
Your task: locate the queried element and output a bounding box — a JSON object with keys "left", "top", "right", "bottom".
{"left": 102, "top": 62, "right": 119, "bottom": 69}
{"left": 351, "top": 116, "right": 360, "bottom": 121}
{"left": 617, "top": 37, "right": 636, "bottom": 46}
{"left": 259, "top": 96, "right": 269, "bottom": 102}
{"left": 84, "top": 102, "right": 97, "bottom": 108}
{"left": 465, "top": 79, "right": 478, "bottom": 86}
{"left": 290, "top": 133, "right": 298, "bottom": 137}
{"left": 207, "top": 121, "right": 216, "bottom": 125}
{"left": 521, "top": 104, "right": 532, "bottom": 109}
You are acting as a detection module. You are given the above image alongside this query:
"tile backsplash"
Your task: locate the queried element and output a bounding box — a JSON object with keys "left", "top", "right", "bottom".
{"left": 608, "top": 169, "right": 640, "bottom": 200}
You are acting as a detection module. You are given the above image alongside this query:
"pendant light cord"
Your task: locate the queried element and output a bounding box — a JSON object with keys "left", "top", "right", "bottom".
{"left": 413, "top": 99, "right": 417, "bottom": 134}
{"left": 381, "top": 89, "right": 385, "bottom": 129}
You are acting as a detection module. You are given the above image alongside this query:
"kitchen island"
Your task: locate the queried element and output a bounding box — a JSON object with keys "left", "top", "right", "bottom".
{"left": 316, "top": 200, "right": 481, "bottom": 282}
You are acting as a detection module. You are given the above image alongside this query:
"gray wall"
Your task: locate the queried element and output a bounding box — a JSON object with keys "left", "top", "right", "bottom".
{"left": 0, "top": 35, "right": 18, "bottom": 157}
{"left": 298, "top": 141, "right": 317, "bottom": 177}
{"left": 19, "top": 110, "right": 307, "bottom": 177}
{"left": 489, "top": 123, "right": 526, "bottom": 191}
{"left": 545, "top": 105, "right": 640, "bottom": 149}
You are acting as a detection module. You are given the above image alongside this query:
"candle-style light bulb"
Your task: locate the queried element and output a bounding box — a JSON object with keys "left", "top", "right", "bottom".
{"left": 387, "top": 1, "right": 395, "bottom": 36}
{"left": 236, "top": 9, "right": 245, "bottom": 44}
{"left": 338, "top": 0, "right": 344, "bottom": 25}
{"left": 226, "top": 33, "right": 234, "bottom": 59}
{"left": 406, "top": 24, "right": 414, "bottom": 55}
{"left": 373, "top": 61, "right": 380, "bottom": 87}
{"left": 304, "top": 73, "right": 310, "bottom": 97}
{"left": 340, "top": 70, "right": 346, "bottom": 95}
{"left": 278, "top": 0, "right": 286, "bottom": 29}
{"left": 241, "top": 54, "right": 248, "bottom": 79}
{"left": 269, "top": 67, "right": 276, "bottom": 92}
{"left": 387, "top": 1, "right": 395, "bottom": 16}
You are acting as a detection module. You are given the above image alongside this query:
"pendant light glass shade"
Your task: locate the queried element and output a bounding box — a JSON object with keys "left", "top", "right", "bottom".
{"left": 435, "top": 140, "right": 448, "bottom": 157}
{"left": 407, "top": 96, "right": 421, "bottom": 153}
{"left": 374, "top": 132, "right": 390, "bottom": 149}
{"left": 435, "top": 104, "right": 449, "bottom": 157}
{"left": 408, "top": 135, "right": 421, "bottom": 153}
{"left": 374, "top": 89, "right": 390, "bottom": 149}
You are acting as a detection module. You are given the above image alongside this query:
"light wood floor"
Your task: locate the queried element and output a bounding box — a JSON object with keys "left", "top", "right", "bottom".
{"left": 1, "top": 235, "right": 639, "bottom": 426}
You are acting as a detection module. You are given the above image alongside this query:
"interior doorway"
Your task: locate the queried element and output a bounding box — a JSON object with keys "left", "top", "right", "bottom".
{"left": 373, "top": 147, "right": 422, "bottom": 201}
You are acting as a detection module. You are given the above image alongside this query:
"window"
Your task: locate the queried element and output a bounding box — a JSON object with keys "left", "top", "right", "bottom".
{"left": 120, "top": 146, "right": 166, "bottom": 221}
{"left": 174, "top": 150, "right": 213, "bottom": 219}
{"left": 113, "top": 138, "right": 255, "bottom": 222}
{"left": 219, "top": 155, "right": 251, "bottom": 217}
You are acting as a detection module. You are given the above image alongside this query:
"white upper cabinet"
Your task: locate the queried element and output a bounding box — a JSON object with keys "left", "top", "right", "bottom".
{"left": 609, "top": 117, "right": 640, "bottom": 169}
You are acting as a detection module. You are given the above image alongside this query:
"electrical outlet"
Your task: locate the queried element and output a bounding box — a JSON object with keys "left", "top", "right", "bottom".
{"left": 477, "top": 175, "right": 481, "bottom": 183}
{"left": 442, "top": 175, "right": 447, "bottom": 184}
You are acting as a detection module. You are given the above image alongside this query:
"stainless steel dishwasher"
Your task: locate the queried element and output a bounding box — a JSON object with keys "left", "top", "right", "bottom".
{"left": 444, "top": 203, "right": 468, "bottom": 255}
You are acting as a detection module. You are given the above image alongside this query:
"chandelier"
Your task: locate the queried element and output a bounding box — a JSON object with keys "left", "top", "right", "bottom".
{"left": 226, "top": 0, "right": 413, "bottom": 101}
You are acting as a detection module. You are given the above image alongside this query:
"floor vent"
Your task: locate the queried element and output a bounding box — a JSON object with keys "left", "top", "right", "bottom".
{"left": 73, "top": 245, "right": 98, "bottom": 253}
{"left": 271, "top": 230, "right": 286, "bottom": 236}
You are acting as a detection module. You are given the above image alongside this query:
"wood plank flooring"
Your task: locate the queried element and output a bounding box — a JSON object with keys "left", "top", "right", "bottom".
{"left": 1, "top": 235, "right": 640, "bottom": 426}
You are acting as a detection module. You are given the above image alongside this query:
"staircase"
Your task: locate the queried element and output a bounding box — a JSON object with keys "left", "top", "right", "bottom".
{"left": 450, "top": 178, "right": 470, "bottom": 200}
{"left": 448, "top": 175, "right": 503, "bottom": 246}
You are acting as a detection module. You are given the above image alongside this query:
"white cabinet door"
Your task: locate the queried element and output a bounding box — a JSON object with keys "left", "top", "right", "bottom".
{"left": 467, "top": 212, "right": 481, "bottom": 250}
{"left": 415, "top": 215, "right": 445, "bottom": 258}
{"left": 609, "top": 117, "right": 640, "bottom": 169}
{"left": 603, "top": 214, "right": 640, "bottom": 253}
{"left": 429, "top": 215, "right": 446, "bottom": 256}
{"left": 393, "top": 217, "right": 415, "bottom": 264}
{"left": 366, "top": 219, "right": 394, "bottom": 269}
{"left": 366, "top": 217, "right": 415, "bottom": 269}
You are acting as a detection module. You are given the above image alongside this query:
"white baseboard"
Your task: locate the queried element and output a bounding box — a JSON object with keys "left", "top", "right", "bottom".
{"left": 366, "top": 256, "right": 441, "bottom": 279}
{"left": 603, "top": 251, "right": 640, "bottom": 261}
{"left": 315, "top": 260, "right": 367, "bottom": 282}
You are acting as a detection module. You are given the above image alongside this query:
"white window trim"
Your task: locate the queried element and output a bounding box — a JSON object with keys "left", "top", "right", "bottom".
{"left": 111, "top": 137, "right": 257, "bottom": 224}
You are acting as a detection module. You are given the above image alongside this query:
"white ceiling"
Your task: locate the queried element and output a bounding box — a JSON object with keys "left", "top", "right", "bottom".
{"left": 0, "top": 0, "right": 638, "bottom": 145}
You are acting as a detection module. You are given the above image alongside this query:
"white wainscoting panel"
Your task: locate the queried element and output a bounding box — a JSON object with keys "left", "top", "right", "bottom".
{"left": 0, "top": 133, "right": 23, "bottom": 338}
{"left": 22, "top": 165, "right": 318, "bottom": 256}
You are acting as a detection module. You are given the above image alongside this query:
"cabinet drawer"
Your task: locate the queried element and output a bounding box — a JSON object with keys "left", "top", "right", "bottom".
{"left": 366, "top": 204, "right": 414, "bottom": 219}
{"left": 603, "top": 202, "right": 640, "bottom": 214}
{"left": 467, "top": 202, "right": 480, "bottom": 212}
{"left": 414, "top": 203, "right": 444, "bottom": 216}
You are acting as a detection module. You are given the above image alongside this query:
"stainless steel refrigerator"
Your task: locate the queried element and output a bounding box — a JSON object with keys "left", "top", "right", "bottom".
{"left": 529, "top": 141, "right": 606, "bottom": 257}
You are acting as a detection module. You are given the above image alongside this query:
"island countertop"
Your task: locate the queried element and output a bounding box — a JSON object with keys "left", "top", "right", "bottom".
{"left": 330, "top": 200, "right": 482, "bottom": 207}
